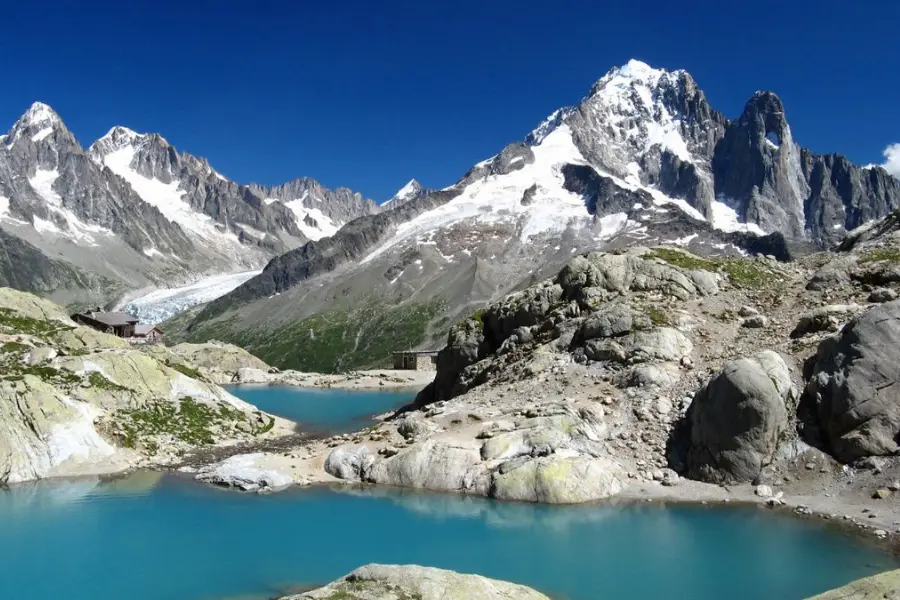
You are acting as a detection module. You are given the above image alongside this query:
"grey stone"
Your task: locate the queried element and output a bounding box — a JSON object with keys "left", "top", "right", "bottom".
{"left": 741, "top": 315, "right": 768, "bottom": 328}
{"left": 806, "top": 300, "right": 900, "bottom": 462}
{"left": 869, "top": 288, "right": 898, "bottom": 303}
{"left": 291, "top": 564, "right": 551, "bottom": 600}
{"left": 323, "top": 445, "right": 374, "bottom": 481}
{"left": 687, "top": 350, "right": 793, "bottom": 483}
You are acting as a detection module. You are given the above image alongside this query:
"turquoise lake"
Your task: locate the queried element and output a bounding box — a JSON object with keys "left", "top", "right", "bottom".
{"left": 225, "top": 385, "right": 416, "bottom": 434}
{"left": 0, "top": 473, "right": 896, "bottom": 600}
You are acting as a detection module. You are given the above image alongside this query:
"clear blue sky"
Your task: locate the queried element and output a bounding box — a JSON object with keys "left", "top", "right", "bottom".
{"left": 1, "top": 0, "right": 897, "bottom": 201}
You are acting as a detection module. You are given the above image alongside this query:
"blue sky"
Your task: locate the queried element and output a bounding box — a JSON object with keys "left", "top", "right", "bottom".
{"left": 1, "top": 0, "right": 897, "bottom": 201}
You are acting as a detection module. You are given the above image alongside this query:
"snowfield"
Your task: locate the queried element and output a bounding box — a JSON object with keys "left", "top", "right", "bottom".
{"left": 122, "top": 270, "right": 260, "bottom": 324}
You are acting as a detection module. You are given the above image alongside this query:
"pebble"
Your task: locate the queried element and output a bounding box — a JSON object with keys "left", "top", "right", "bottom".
{"left": 805, "top": 462, "right": 816, "bottom": 470}
{"left": 873, "top": 529, "right": 888, "bottom": 538}
{"left": 889, "top": 481, "right": 900, "bottom": 492}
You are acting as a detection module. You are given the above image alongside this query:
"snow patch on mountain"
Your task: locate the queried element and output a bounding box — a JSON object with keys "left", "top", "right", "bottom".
{"left": 99, "top": 146, "right": 250, "bottom": 253}
{"left": 27, "top": 169, "right": 113, "bottom": 246}
{"left": 31, "top": 127, "right": 54, "bottom": 143}
{"left": 263, "top": 194, "right": 339, "bottom": 241}
{"left": 122, "top": 270, "right": 261, "bottom": 324}
{"left": 710, "top": 199, "right": 766, "bottom": 236}
{"left": 363, "top": 123, "right": 629, "bottom": 264}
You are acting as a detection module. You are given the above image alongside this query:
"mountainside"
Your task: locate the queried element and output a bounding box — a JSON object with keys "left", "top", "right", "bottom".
{"left": 0, "top": 103, "right": 378, "bottom": 307}
{"left": 172, "top": 59, "right": 899, "bottom": 372}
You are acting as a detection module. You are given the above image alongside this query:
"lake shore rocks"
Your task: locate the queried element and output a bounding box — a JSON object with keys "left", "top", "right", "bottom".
{"left": 283, "top": 564, "right": 551, "bottom": 600}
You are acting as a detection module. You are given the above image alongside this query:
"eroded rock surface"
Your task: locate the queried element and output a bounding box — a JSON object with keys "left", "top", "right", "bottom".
{"left": 287, "top": 564, "right": 551, "bottom": 600}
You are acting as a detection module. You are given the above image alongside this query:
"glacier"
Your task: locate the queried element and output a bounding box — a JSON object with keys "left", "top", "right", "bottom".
{"left": 122, "top": 270, "right": 261, "bottom": 324}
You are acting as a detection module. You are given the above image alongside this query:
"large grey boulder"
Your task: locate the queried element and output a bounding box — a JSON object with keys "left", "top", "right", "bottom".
{"left": 490, "top": 456, "right": 626, "bottom": 504}
{"left": 365, "top": 440, "right": 489, "bottom": 495}
{"left": 686, "top": 350, "right": 793, "bottom": 483}
{"left": 806, "top": 300, "right": 900, "bottom": 462}
{"left": 324, "top": 445, "right": 374, "bottom": 480}
{"left": 289, "top": 564, "right": 551, "bottom": 599}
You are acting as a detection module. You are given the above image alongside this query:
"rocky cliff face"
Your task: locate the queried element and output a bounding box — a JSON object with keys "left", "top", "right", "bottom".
{"left": 178, "top": 59, "right": 896, "bottom": 372}
{"left": 0, "top": 103, "right": 378, "bottom": 307}
{"left": 0, "top": 287, "right": 291, "bottom": 484}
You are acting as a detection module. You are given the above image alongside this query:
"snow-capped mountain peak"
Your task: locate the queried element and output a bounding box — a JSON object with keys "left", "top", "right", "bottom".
{"left": 5, "top": 101, "right": 69, "bottom": 147}
{"left": 20, "top": 102, "right": 61, "bottom": 127}
{"left": 383, "top": 178, "right": 424, "bottom": 208}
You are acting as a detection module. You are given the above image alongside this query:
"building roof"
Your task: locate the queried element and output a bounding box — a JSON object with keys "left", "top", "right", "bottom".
{"left": 133, "top": 324, "right": 163, "bottom": 336}
{"left": 74, "top": 311, "right": 139, "bottom": 327}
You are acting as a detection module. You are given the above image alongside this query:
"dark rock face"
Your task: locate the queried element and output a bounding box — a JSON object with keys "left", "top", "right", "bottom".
{"left": 805, "top": 300, "right": 900, "bottom": 462}
{"left": 0, "top": 228, "right": 119, "bottom": 306}
{"left": 686, "top": 351, "right": 793, "bottom": 484}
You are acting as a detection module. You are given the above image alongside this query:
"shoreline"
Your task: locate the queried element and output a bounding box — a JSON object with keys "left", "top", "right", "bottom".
{"left": 8, "top": 460, "right": 900, "bottom": 559}
{"left": 209, "top": 367, "right": 436, "bottom": 391}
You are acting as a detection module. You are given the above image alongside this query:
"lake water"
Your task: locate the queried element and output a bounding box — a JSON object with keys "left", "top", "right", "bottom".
{"left": 0, "top": 473, "right": 896, "bottom": 600}
{"left": 225, "top": 385, "right": 416, "bottom": 434}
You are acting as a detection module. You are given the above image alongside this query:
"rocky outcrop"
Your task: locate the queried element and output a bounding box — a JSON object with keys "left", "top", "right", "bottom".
{"left": 0, "top": 287, "right": 290, "bottom": 484}
{"left": 805, "top": 300, "right": 900, "bottom": 462}
{"left": 287, "top": 564, "right": 551, "bottom": 600}
{"left": 807, "top": 568, "right": 900, "bottom": 600}
{"left": 416, "top": 249, "right": 719, "bottom": 408}
{"left": 195, "top": 453, "right": 302, "bottom": 492}
{"left": 685, "top": 351, "right": 793, "bottom": 484}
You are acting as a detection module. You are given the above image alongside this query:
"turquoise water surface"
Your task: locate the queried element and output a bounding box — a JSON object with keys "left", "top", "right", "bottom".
{"left": 225, "top": 385, "right": 416, "bottom": 434}
{"left": 0, "top": 473, "right": 896, "bottom": 600}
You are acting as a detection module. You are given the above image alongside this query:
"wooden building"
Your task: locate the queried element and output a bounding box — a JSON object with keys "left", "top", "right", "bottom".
{"left": 392, "top": 350, "right": 439, "bottom": 371}
{"left": 131, "top": 324, "right": 165, "bottom": 344}
{"left": 71, "top": 310, "right": 140, "bottom": 338}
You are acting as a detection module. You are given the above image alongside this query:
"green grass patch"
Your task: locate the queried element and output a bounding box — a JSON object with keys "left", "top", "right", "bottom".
{"left": 185, "top": 298, "right": 445, "bottom": 373}
{"left": 0, "top": 308, "right": 72, "bottom": 338}
{"left": 165, "top": 360, "right": 204, "bottom": 380}
{"left": 114, "top": 396, "right": 260, "bottom": 450}
{"left": 1, "top": 341, "right": 29, "bottom": 354}
{"left": 646, "top": 248, "right": 782, "bottom": 289}
{"left": 859, "top": 248, "right": 900, "bottom": 264}
{"left": 645, "top": 306, "right": 669, "bottom": 326}
{"left": 87, "top": 371, "right": 129, "bottom": 392}
{"left": 644, "top": 248, "right": 717, "bottom": 271}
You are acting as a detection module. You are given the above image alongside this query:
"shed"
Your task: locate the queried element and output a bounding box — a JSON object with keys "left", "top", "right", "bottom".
{"left": 131, "top": 324, "right": 165, "bottom": 344}
{"left": 392, "top": 350, "right": 439, "bottom": 371}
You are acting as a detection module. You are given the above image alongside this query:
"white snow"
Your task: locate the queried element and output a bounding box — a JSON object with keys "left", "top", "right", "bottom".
{"left": 143, "top": 247, "right": 163, "bottom": 258}
{"left": 710, "top": 199, "right": 767, "bottom": 236}
{"left": 0, "top": 196, "right": 8, "bottom": 218}
{"left": 671, "top": 233, "right": 699, "bottom": 246}
{"left": 283, "top": 200, "right": 339, "bottom": 240}
{"left": 588, "top": 60, "right": 693, "bottom": 163}
{"left": 22, "top": 102, "right": 59, "bottom": 125}
{"left": 31, "top": 127, "right": 53, "bottom": 142}
{"left": 100, "top": 146, "right": 252, "bottom": 252}
{"left": 28, "top": 169, "right": 114, "bottom": 246}
{"left": 363, "top": 124, "right": 627, "bottom": 263}
{"left": 122, "top": 269, "right": 261, "bottom": 324}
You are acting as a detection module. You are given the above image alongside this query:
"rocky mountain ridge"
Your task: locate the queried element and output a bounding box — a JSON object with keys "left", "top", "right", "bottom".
{"left": 174, "top": 59, "right": 899, "bottom": 372}
{"left": 0, "top": 102, "right": 379, "bottom": 307}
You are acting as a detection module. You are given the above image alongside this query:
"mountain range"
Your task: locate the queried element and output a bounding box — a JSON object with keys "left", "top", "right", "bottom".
{"left": 167, "top": 60, "right": 900, "bottom": 371}
{"left": 0, "top": 103, "right": 379, "bottom": 307}
{"left": 1, "top": 59, "right": 898, "bottom": 372}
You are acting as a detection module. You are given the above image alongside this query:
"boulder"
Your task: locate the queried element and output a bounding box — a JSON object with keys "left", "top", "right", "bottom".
{"left": 366, "top": 440, "right": 489, "bottom": 495}
{"left": 490, "top": 456, "right": 625, "bottom": 504}
{"left": 791, "top": 304, "right": 861, "bottom": 338}
{"left": 324, "top": 445, "right": 374, "bottom": 480}
{"left": 741, "top": 315, "right": 768, "bottom": 328}
{"left": 686, "top": 350, "right": 793, "bottom": 483}
{"left": 195, "top": 453, "right": 297, "bottom": 492}
{"left": 806, "top": 300, "right": 900, "bottom": 461}
{"left": 869, "top": 287, "right": 898, "bottom": 303}
{"left": 289, "top": 564, "right": 551, "bottom": 600}
{"left": 397, "top": 415, "right": 438, "bottom": 440}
